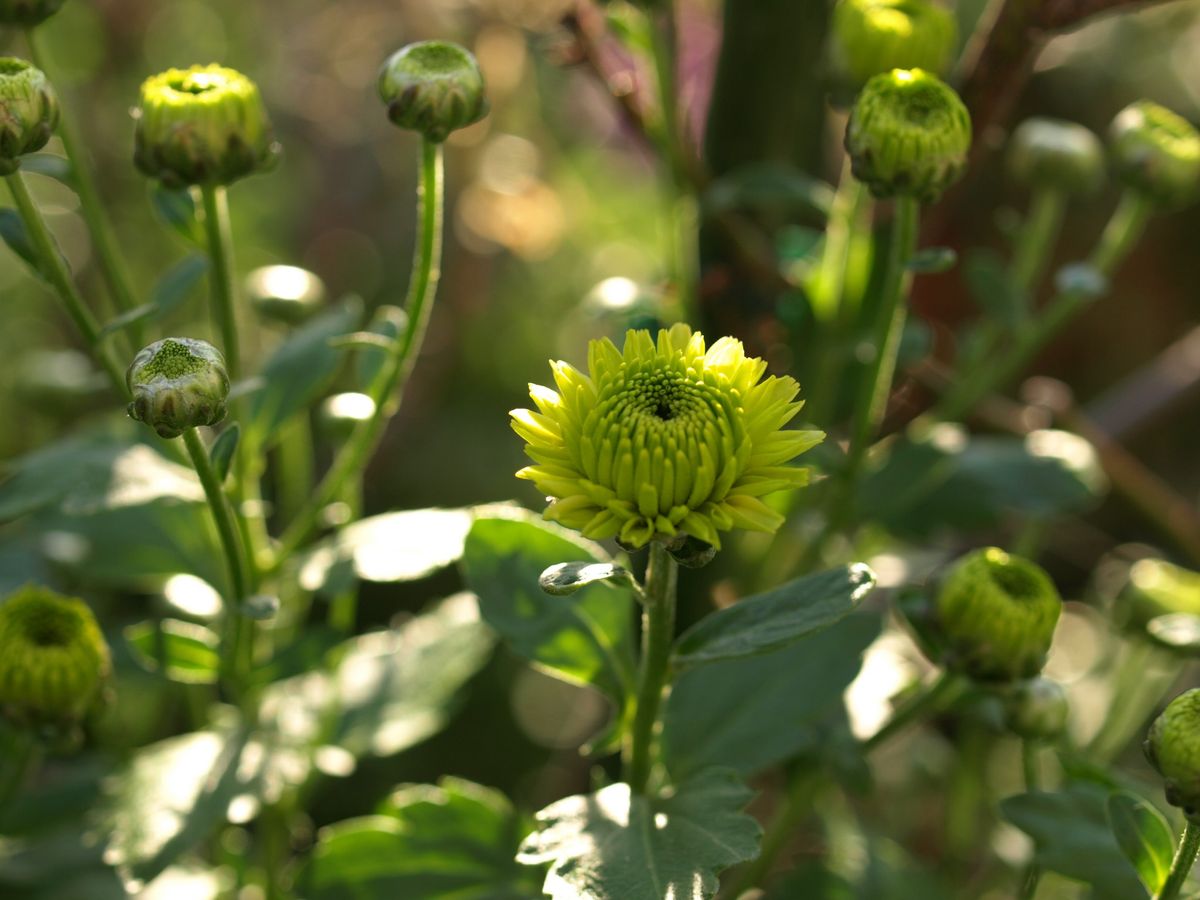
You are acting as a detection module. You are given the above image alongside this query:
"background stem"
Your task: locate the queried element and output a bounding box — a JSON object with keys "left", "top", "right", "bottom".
{"left": 200, "top": 185, "right": 241, "bottom": 380}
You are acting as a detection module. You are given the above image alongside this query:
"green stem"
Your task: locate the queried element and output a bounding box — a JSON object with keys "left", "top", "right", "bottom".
{"left": 1018, "top": 739, "right": 1044, "bottom": 899}
{"left": 182, "top": 428, "right": 252, "bottom": 700}
{"left": 0, "top": 727, "right": 40, "bottom": 828}
{"left": 273, "top": 413, "right": 315, "bottom": 526}
{"left": 271, "top": 138, "right": 444, "bottom": 567}
{"left": 1011, "top": 189, "right": 1067, "bottom": 303}
{"left": 1156, "top": 820, "right": 1200, "bottom": 900}
{"left": 625, "top": 542, "right": 678, "bottom": 794}
{"left": 1087, "top": 638, "right": 1177, "bottom": 763}
{"left": 200, "top": 185, "right": 241, "bottom": 380}
{"left": 5, "top": 170, "right": 127, "bottom": 395}
{"left": 863, "top": 670, "right": 963, "bottom": 752}
{"left": 25, "top": 27, "right": 142, "bottom": 345}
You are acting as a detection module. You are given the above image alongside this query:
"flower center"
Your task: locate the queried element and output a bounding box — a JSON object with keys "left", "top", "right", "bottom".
{"left": 24, "top": 607, "right": 77, "bottom": 647}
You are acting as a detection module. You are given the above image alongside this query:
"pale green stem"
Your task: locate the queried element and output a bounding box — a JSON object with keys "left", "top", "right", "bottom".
{"left": 625, "top": 541, "right": 678, "bottom": 794}
{"left": 200, "top": 185, "right": 241, "bottom": 380}
{"left": 1156, "top": 820, "right": 1200, "bottom": 900}
{"left": 1011, "top": 189, "right": 1068, "bottom": 305}
{"left": 1018, "top": 739, "right": 1044, "bottom": 899}
{"left": 1087, "top": 638, "right": 1177, "bottom": 763}
{"left": 270, "top": 138, "right": 444, "bottom": 568}
{"left": 273, "top": 413, "right": 315, "bottom": 526}
{"left": 5, "top": 170, "right": 126, "bottom": 394}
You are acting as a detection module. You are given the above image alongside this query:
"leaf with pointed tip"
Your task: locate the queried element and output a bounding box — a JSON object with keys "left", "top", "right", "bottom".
{"left": 1107, "top": 792, "right": 1175, "bottom": 894}
{"left": 209, "top": 424, "right": 240, "bottom": 483}
{"left": 0, "top": 208, "right": 46, "bottom": 280}
{"left": 150, "top": 253, "right": 209, "bottom": 317}
{"left": 20, "top": 153, "right": 74, "bottom": 187}
{"left": 539, "top": 561, "right": 632, "bottom": 596}
{"left": 125, "top": 619, "right": 221, "bottom": 685}
{"left": 150, "top": 186, "right": 203, "bottom": 245}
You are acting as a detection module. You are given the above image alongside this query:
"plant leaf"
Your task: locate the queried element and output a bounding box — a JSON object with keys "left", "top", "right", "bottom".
{"left": 518, "top": 768, "right": 762, "bottom": 900}
{"left": 209, "top": 424, "right": 240, "bottom": 484}
{"left": 672, "top": 564, "right": 876, "bottom": 669}
{"left": 907, "top": 247, "right": 957, "bottom": 273}
{"left": 125, "top": 619, "right": 221, "bottom": 685}
{"left": 0, "top": 207, "right": 46, "bottom": 280}
{"left": 150, "top": 186, "right": 203, "bottom": 245}
{"left": 1107, "top": 792, "right": 1175, "bottom": 894}
{"left": 539, "top": 561, "right": 633, "bottom": 596}
{"left": 20, "top": 153, "right": 75, "bottom": 187}
{"left": 151, "top": 253, "right": 209, "bottom": 317}
{"left": 963, "top": 248, "right": 1023, "bottom": 326}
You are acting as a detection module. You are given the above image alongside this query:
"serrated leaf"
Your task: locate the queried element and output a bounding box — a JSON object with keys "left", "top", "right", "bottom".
{"left": 150, "top": 186, "right": 203, "bottom": 245}
{"left": 518, "top": 768, "right": 762, "bottom": 900}
{"left": 209, "top": 424, "right": 240, "bottom": 483}
{"left": 303, "top": 778, "right": 544, "bottom": 899}
{"left": 20, "top": 153, "right": 75, "bottom": 187}
{"left": 1107, "top": 792, "right": 1175, "bottom": 894}
{"left": 125, "top": 619, "right": 221, "bottom": 685}
{"left": 539, "top": 561, "right": 631, "bottom": 596}
{"left": 0, "top": 207, "right": 46, "bottom": 280}
{"left": 461, "top": 509, "right": 636, "bottom": 715}
{"left": 672, "top": 564, "right": 876, "bottom": 669}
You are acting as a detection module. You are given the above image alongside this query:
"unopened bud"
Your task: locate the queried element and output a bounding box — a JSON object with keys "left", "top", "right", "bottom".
{"left": 127, "top": 338, "right": 230, "bottom": 439}
{"left": 831, "top": 0, "right": 957, "bottom": 91}
{"left": 1146, "top": 689, "right": 1200, "bottom": 819}
{"left": 378, "top": 41, "right": 489, "bottom": 142}
{"left": 0, "top": 58, "right": 58, "bottom": 175}
{"left": 245, "top": 265, "right": 326, "bottom": 325}
{"left": 1005, "top": 676, "right": 1069, "bottom": 740}
{"left": 1109, "top": 100, "right": 1200, "bottom": 207}
{"left": 1008, "top": 117, "right": 1105, "bottom": 197}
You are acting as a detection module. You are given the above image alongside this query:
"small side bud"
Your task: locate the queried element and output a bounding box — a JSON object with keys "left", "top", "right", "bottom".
{"left": 133, "top": 64, "right": 279, "bottom": 189}
{"left": 1109, "top": 100, "right": 1200, "bottom": 207}
{"left": 0, "top": 585, "right": 111, "bottom": 727}
{"left": 245, "top": 265, "right": 326, "bottom": 325}
{"left": 127, "top": 338, "right": 230, "bottom": 439}
{"left": 1146, "top": 689, "right": 1200, "bottom": 819}
{"left": 0, "top": 0, "right": 63, "bottom": 27}
{"left": 830, "top": 0, "right": 958, "bottom": 92}
{"left": 1005, "top": 676, "right": 1069, "bottom": 740}
{"left": 845, "top": 68, "right": 971, "bottom": 203}
{"left": 935, "top": 547, "right": 1062, "bottom": 682}
{"left": 0, "top": 57, "right": 58, "bottom": 175}
{"left": 378, "top": 41, "right": 489, "bottom": 142}
{"left": 1008, "top": 117, "right": 1105, "bottom": 197}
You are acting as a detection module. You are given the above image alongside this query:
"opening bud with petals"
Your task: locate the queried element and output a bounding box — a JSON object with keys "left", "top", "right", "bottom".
{"left": 127, "top": 338, "right": 230, "bottom": 439}
{"left": 0, "top": 57, "right": 58, "bottom": 175}
{"left": 378, "top": 41, "right": 489, "bottom": 143}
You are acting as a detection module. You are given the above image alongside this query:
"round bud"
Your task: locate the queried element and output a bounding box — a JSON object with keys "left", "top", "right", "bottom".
{"left": 1146, "top": 689, "right": 1200, "bottom": 818}
{"left": 1109, "top": 101, "right": 1200, "bottom": 207}
{"left": 317, "top": 392, "right": 376, "bottom": 441}
{"left": 0, "top": 58, "right": 58, "bottom": 176}
{"left": 378, "top": 41, "right": 489, "bottom": 142}
{"left": 935, "top": 547, "right": 1062, "bottom": 682}
{"left": 845, "top": 68, "right": 971, "bottom": 203}
{"left": 831, "top": 0, "right": 958, "bottom": 91}
{"left": 0, "top": 585, "right": 111, "bottom": 726}
{"left": 1008, "top": 117, "right": 1105, "bottom": 197}
{"left": 133, "top": 64, "right": 278, "bottom": 189}
{"left": 126, "top": 338, "right": 230, "bottom": 439}
{"left": 245, "top": 265, "right": 326, "bottom": 325}
{"left": 1005, "top": 676, "right": 1069, "bottom": 740}
{"left": 0, "top": 0, "right": 63, "bottom": 27}
{"left": 1116, "top": 557, "right": 1200, "bottom": 632}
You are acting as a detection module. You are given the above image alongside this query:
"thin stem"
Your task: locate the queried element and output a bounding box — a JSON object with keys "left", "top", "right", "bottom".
{"left": 0, "top": 727, "right": 40, "bottom": 828}
{"left": 1017, "top": 739, "right": 1045, "bottom": 898}
{"left": 273, "top": 413, "right": 315, "bottom": 526}
{"left": 863, "top": 670, "right": 963, "bottom": 752}
{"left": 1011, "top": 189, "right": 1067, "bottom": 302}
{"left": 625, "top": 541, "right": 678, "bottom": 794}
{"left": 1157, "top": 820, "right": 1200, "bottom": 900}
{"left": 25, "top": 27, "right": 142, "bottom": 346}
{"left": 271, "top": 139, "right": 444, "bottom": 567}
{"left": 200, "top": 185, "right": 241, "bottom": 380}
{"left": 5, "top": 170, "right": 127, "bottom": 394}
{"left": 182, "top": 428, "right": 252, "bottom": 699}
{"left": 1087, "top": 638, "right": 1176, "bottom": 763}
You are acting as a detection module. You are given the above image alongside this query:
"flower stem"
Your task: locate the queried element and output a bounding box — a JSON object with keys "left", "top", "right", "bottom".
{"left": 182, "top": 427, "right": 252, "bottom": 701}
{"left": 1157, "top": 820, "right": 1200, "bottom": 900}
{"left": 0, "top": 726, "right": 40, "bottom": 827}
{"left": 271, "top": 138, "right": 444, "bottom": 567}
{"left": 1011, "top": 189, "right": 1067, "bottom": 304}
{"left": 625, "top": 541, "right": 678, "bottom": 794}
{"left": 200, "top": 185, "right": 241, "bottom": 381}
{"left": 5, "top": 170, "right": 127, "bottom": 395}
{"left": 1017, "top": 739, "right": 1044, "bottom": 899}
{"left": 863, "top": 670, "right": 963, "bottom": 752}
{"left": 24, "top": 27, "right": 143, "bottom": 347}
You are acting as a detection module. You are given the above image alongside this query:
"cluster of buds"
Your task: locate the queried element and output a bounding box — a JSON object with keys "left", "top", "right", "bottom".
{"left": 0, "top": 57, "right": 58, "bottom": 175}
{"left": 126, "top": 338, "right": 230, "bottom": 439}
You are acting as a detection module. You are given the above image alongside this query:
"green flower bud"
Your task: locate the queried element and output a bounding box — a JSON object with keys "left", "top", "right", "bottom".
{"left": 1008, "top": 117, "right": 1105, "bottom": 197}
{"left": 1005, "top": 676, "right": 1069, "bottom": 740}
{"left": 378, "top": 41, "right": 489, "bottom": 143}
{"left": 1116, "top": 557, "right": 1200, "bottom": 632}
{"left": 0, "top": 0, "right": 63, "bottom": 27}
{"left": 935, "top": 547, "right": 1062, "bottom": 682}
{"left": 317, "top": 392, "right": 376, "bottom": 440}
{"left": 831, "top": 0, "right": 958, "bottom": 91}
{"left": 845, "top": 68, "right": 971, "bottom": 202}
{"left": 126, "top": 338, "right": 230, "bottom": 439}
{"left": 0, "top": 585, "right": 110, "bottom": 726}
{"left": 1109, "top": 100, "right": 1200, "bottom": 207}
{"left": 1146, "top": 689, "right": 1200, "bottom": 818}
{"left": 245, "top": 265, "right": 326, "bottom": 325}
{"left": 133, "top": 64, "right": 278, "bottom": 189}
{"left": 0, "top": 58, "right": 58, "bottom": 176}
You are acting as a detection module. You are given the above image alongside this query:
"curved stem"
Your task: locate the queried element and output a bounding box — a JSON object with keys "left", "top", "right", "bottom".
{"left": 625, "top": 541, "right": 678, "bottom": 794}
{"left": 1157, "top": 820, "right": 1200, "bottom": 900}
{"left": 5, "top": 170, "right": 127, "bottom": 395}
{"left": 863, "top": 670, "right": 963, "bottom": 752}
{"left": 200, "top": 185, "right": 240, "bottom": 381}
{"left": 271, "top": 138, "right": 444, "bottom": 567}
{"left": 24, "top": 27, "right": 142, "bottom": 346}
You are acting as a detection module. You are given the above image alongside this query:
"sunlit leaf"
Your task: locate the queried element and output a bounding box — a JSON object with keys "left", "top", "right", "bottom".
{"left": 539, "top": 561, "right": 632, "bottom": 596}
{"left": 125, "top": 619, "right": 221, "bottom": 685}
{"left": 1107, "top": 792, "right": 1175, "bottom": 894}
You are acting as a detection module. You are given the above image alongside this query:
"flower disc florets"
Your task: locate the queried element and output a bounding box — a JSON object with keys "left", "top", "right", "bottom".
{"left": 1008, "top": 117, "right": 1105, "bottom": 197}
{"left": 0, "top": 57, "right": 58, "bottom": 175}
{"left": 845, "top": 67, "right": 971, "bottom": 203}
{"left": 378, "top": 41, "right": 489, "bottom": 143}
{"left": 0, "top": 585, "right": 110, "bottom": 726}
{"left": 831, "top": 0, "right": 958, "bottom": 91}
{"left": 1109, "top": 101, "right": 1200, "bottom": 207}
{"left": 0, "top": 0, "right": 62, "bottom": 27}
{"left": 1146, "top": 689, "right": 1200, "bottom": 818}
{"left": 134, "top": 64, "right": 278, "bottom": 189}
{"left": 127, "top": 338, "right": 229, "bottom": 439}
{"left": 512, "top": 324, "right": 824, "bottom": 550}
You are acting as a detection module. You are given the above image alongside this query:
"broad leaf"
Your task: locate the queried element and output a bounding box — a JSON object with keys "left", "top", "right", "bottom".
{"left": 125, "top": 619, "right": 221, "bottom": 685}
{"left": 1107, "top": 792, "right": 1175, "bottom": 894}
{"left": 20, "top": 153, "right": 75, "bottom": 187}
{"left": 150, "top": 186, "right": 203, "bottom": 245}
{"left": 518, "top": 768, "right": 761, "bottom": 900}
{"left": 461, "top": 509, "right": 636, "bottom": 715}
{"left": 209, "top": 424, "right": 240, "bottom": 484}
{"left": 672, "top": 564, "right": 876, "bottom": 669}
{"left": 303, "top": 778, "right": 543, "bottom": 899}
{"left": 664, "top": 613, "right": 879, "bottom": 779}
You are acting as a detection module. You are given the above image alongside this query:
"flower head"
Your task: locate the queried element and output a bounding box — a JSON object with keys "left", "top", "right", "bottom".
{"left": 1008, "top": 117, "right": 1105, "bottom": 197}
{"left": 0, "top": 585, "right": 110, "bottom": 726}
{"left": 0, "top": 0, "right": 63, "bottom": 27}
{"left": 1109, "top": 101, "right": 1200, "bottom": 207}
{"left": 511, "top": 324, "right": 823, "bottom": 551}
{"left": 1005, "top": 676, "right": 1069, "bottom": 740}
{"left": 831, "top": 0, "right": 958, "bottom": 91}
{"left": 379, "top": 41, "right": 489, "bottom": 142}
{"left": 1147, "top": 689, "right": 1200, "bottom": 818}
{"left": 0, "top": 57, "right": 58, "bottom": 175}
{"left": 127, "top": 337, "right": 229, "bottom": 439}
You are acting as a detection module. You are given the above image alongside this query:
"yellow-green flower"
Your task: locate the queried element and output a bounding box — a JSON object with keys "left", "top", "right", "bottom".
{"left": 511, "top": 324, "right": 823, "bottom": 550}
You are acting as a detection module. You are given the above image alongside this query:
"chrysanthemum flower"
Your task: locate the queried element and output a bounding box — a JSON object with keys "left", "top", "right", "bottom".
{"left": 511, "top": 324, "right": 823, "bottom": 550}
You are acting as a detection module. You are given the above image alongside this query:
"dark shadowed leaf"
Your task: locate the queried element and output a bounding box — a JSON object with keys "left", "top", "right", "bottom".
{"left": 150, "top": 186, "right": 203, "bottom": 245}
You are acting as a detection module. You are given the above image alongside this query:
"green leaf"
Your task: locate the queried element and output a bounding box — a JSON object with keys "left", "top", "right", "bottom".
{"left": 97, "top": 303, "right": 159, "bottom": 340}
{"left": 672, "top": 564, "right": 876, "bottom": 669}
{"left": 703, "top": 162, "right": 834, "bottom": 219}
{"left": 461, "top": 509, "right": 636, "bottom": 715}
{"left": 303, "top": 777, "right": 544, "bottom": 899}
{"left": 355, "top": 304, "right": 407, "bottom": 391}
{"left": 243, "top": 299, "right": 361, "bottom": 447}
{"left": 664, "top": 613, "right": 879, "bottom": 779}
{"left": 209, "top": 424, "right": 240, "bottom": 483}
{"left": 150, "top": 186, "right": 203, "bottom": 245}
{"left": 150, "top": 253, "right": 209, "bottom": 317}
{"left": 539, "top": 561, "right": 633, "bottom": 596}
{"left": 0, "top": 208, "right": 45, "bottom": 280}
{"left": 1107, "top": 792, "right": 1175, "bottom": 894}
{"left": 963, "top": 249, "right": 1023, "bottom": 327}
{"left": 518, "top": 768, "right": 761, "bottom": 900}
{"left": 1000, "top": 784, "right": 1149, "bottom": 900}
{"left": 20, "top": 153, "right": 75, "bottom": 187}
{"left": 125, "top": 619, "right": 222, "bottom": 685}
